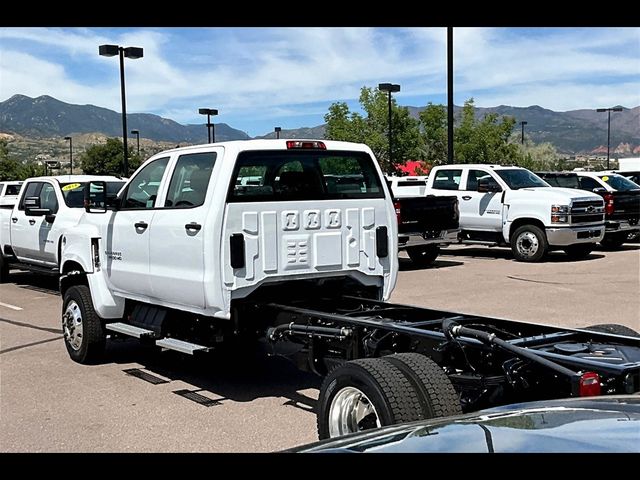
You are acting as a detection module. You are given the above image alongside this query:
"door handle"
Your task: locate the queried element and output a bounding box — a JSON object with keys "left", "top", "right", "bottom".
{"left": 29, "top": 219, "right": 36, "bottom": 225}
{"left": 462, "top": 196, "right": 472, "bottom": 201}
{"left": 12, "top": 217, "right": 18, "bottom": 223}
{"left": 134, "top": 221, "right": 148, "bottom": 231}
{"left": 185, "top": 222, "right": 202, "bottom": 232}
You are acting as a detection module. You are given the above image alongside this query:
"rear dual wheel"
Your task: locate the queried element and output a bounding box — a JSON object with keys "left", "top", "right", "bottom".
{"left": 317, "top": 354, "right": 461, "bottom": 439}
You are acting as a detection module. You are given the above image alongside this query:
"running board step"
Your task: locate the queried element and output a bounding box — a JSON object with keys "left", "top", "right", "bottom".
{"left": 106, "top": 322, "right": 157, "bottom": 339}
{"left": 460, "top": 240, "right": 500, "bottom": 246}
{"left": 155, "top": 338, "right": 210, "bottom": 355}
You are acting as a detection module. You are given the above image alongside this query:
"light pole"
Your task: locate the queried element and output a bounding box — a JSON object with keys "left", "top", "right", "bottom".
{"left": 520, "top": 121, "right": 528, "bottom": 145}
{"left": 275, "top": 127, "right": 281, "bottom": 139}
{"left": 378, "top": 83, "right": 401, "bottom": 170}
{"left": 596, "top": 107, "right": 623, "bottom": 169}
{"left": 130, "top": 129, "right": 140, "bottom": 155}
{"left": 99, "top": 44, "right": 144, "bottom": 176}
{"left": 64, "top": 136, "right": 73, "bottom": 174}
{"left": 198, "top": 108, "right": 218, "bottom": 143}
{"left": 447, "top": 26, "right": 454, "bottom": 164}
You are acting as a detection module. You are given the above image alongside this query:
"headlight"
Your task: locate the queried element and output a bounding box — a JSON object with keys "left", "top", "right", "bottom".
{"left": 551, "top": 205, "right": 569, "bottom": 213}
{"left": 551, "top": 214, "right": 569, "bottom": 223}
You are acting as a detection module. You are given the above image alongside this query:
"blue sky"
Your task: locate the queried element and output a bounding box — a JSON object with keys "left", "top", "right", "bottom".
{"left": 0, "top": 27, "right": 638, "bottom": 137}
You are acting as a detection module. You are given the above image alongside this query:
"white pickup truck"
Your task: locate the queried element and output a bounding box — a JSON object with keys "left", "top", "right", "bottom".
{"left": 424, "top": 165, "right": 606, "bottom": 262}
{"left": 0, "top": 175, "right": 125, "bottom": 281}
{"left": 0, "top": 181, "right": 23, "bottom": 207}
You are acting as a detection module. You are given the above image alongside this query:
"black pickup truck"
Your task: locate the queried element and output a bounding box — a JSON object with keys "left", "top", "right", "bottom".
{"left": 537, "top": 171, "right": 640, "bottom": 248}
{"left": 391, "top": 191, "right": 459, "bottom": 266}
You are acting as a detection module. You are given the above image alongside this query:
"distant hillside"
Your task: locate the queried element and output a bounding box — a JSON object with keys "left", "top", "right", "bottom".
{"left": 0, "top": 94, "right": 250, "bottom": 143}
{"left": 255, "top": 125, "right": 326, "bottom": 140}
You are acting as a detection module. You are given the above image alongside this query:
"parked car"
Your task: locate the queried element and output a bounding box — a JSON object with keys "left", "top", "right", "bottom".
{"left": 291, "top": 395, "right": 640, "bottom": 452}
{"left": 573, "top": 172, "right": 640, "bottom": 249}
{"left": 0, "top": 180, "right": 23, "bottom": 207}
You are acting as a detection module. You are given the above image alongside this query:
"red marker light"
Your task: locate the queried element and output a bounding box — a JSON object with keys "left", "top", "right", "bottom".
{"left": 286, "top": 140, "right": 326, "bottom": 150}
{"left": 579, "top": 372, "right": 601, "bottom": 397}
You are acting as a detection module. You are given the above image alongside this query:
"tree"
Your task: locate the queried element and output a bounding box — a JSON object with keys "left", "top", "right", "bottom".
{"left": 418, "top": 103, "right": 447, "bottom": 166}
{"left": 324, "top": 86, "right": 422, "bottom": 173}
{"left": 80, "top": 138, "right": 142, "bottom": 177}
{"left": 515, "top": 141, "right": 561, "bottom": 171}
{"left": 0, "top": 139, "right": 45, "bottom": 180}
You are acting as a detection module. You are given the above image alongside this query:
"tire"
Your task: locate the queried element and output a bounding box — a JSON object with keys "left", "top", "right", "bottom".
{"left": 563, "top": 244, "right": 593, "bottom": 260}
{"left": 585, "top": 323, "right": 640, "bottom": 338}
{"left": 0, "top": 255, "right": 9, "bottom": 283}
{"left": 62, "top": 285, "right": 106, "bottom": 364}
{"left": 383, "top": 353, "right": 462, "bottom": 419}
{"left": 600, "top": 233, "right": 626, "bottom": 250}
{"left": 510, "top": 224, "right": 548, "bottom": 262}
{"left": 317, "top": 358, "right": 423, "bottom": 439}
{"left": 406, "top": 245, "right": 440, "bottom": 267}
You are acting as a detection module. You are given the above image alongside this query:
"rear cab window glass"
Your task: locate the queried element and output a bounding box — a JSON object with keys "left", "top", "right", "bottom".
{"left": 432, "top": 169, "right": 462, "bottom": 191}
{"left": 228, "top": 150, "right": 384, "bottom": 202}
{"left": 6, "top": 184, "right": 22, "bottom": 195}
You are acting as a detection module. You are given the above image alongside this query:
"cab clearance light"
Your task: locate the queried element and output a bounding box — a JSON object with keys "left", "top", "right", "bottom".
{"left": 579, "top": 371, "right": 601, "bottom": 397}
{"left": 286, "top": 140, "right": 326, "bottom": 150}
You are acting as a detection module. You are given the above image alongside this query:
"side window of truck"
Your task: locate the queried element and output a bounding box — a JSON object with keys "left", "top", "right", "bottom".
{"left": 121, "top": 157, "right": 170, "bottom": 209}
{"left": 466, "top": 170, "right": 499, "bottom": 191}
{"left": 164, "top": 152, "right": 217, "bottom": 208}
{"left": 579, "top": 176, "right": 601, "bottom": 192}
{"left": 432, "top": 169, "right": 462, "bottom": 190}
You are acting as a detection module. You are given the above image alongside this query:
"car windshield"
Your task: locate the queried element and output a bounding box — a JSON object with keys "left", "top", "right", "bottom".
{"left": 495, "top": 169, "right": 549, "bottom": 189}
{"left": 598, "top": 174, "right": 640, "bottom": 192}
{"left": 60, "top": 181, "right": 125, "bottom": 207}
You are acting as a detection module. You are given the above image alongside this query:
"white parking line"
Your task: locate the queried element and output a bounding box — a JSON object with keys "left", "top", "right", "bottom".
{"left": 0, "top": 301, "right": 23, "bottom": 311}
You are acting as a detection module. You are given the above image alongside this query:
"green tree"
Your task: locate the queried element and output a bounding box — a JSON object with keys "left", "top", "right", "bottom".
{"left": 79, "top": 138, "right": 142, "bottom": 177}
{"left": 324, "top": 86, "right": 422, "bottom": 173}
{"left": 515, "top": 141, "right": 561, "bottom": 171}
{"left": 417, "top": 103, "right": 447, "bottom": 165}
{"left": 0, "top": 139, "right": 44, "bottom": 180}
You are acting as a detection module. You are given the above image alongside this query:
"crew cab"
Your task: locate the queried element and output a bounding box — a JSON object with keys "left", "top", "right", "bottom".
{"left": 424, "top": 165, "right": 605, "bottom": 262}
{"left": 0, "top": 175, "right": 125, "bottom": 282}
{"left": 387, "top": 176, "right": 459, "bottom": 267}
{"left": 573, "top": 172, "right": 640, "bottom": 248}
{"left": 0, "top": 181, "right": 23, "bottom": 207}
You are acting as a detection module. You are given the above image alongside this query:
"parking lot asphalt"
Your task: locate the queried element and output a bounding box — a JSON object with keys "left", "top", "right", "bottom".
{"left": 1, "top": 244, "right": 638, "bottom": 452}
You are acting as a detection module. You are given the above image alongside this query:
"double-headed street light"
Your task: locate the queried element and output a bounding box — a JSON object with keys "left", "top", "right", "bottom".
{"left": 198, "top": 108, "right": 218, "bottom": 143}
{"left": 99, "top": 44, "right": 144, "bottom": 176}
{"left": 130, "top": 129, "right": 140, "bottom": 155}
{"left": 64, "top": 136, "right": 73, "bottom": 174}
{"left": 596, "top": 106, "right": 623, "bottom": 169}
{"left": 378, "top": 83, "right": 401, "bottom": 170}
{"left": 520, "top": 121, "right": 528, "bottom": 145}
{"left": 275, "top": 127, "right": 281, "bottom": 139}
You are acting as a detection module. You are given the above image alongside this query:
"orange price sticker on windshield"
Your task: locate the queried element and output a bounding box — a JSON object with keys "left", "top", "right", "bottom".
{"left": 62, "top": 183, "right": 82, "bottom": 191}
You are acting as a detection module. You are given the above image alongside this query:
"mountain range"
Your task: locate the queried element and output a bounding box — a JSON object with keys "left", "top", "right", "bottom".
{"left": 1, "top": 94, "right": 638, "bottom": 156}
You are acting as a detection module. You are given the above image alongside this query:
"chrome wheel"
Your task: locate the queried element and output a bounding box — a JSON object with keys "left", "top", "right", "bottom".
{"left": 328, "top": 386, "right": 381, "bottom": 437}
{"left": 62, "top": 300, "right": 83, "bottom": 351}
{"left": 515, "top": 231, "right": 539, "bottom": 259}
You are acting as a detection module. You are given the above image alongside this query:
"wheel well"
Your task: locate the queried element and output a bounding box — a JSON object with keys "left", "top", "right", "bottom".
{"left": 508, "top": 218, "right": 546, "bottom": 242}
{"left": 60, "top": 261, "right": 88, "bottom": 297}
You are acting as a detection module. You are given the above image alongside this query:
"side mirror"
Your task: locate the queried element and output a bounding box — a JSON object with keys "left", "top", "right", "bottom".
{"left": 84, "top": 181, "right": 108, "bottom": 213}
{"left": 24, "top": 196, "right": 52, "bottom": 216}
{"left": 592, "top": 187, "right": 606, "bottom": 194}
{"left": 477, "top": 178, "right": 502, "bottom": 193}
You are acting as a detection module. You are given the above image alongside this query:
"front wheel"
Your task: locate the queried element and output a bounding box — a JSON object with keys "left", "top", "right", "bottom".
{"left": 510, "top": 224, "right": 548, "bottom": 262}
{"left": 564, "top": 244, "right": 593, "bottom": 260}
{"left": 62, "top": 285, "right": 106, "bottom": 364}
{"left": 406, "top": 245, "right": 440, "bottom": 267}
{"left": 317, "top": 358, "right": 423, "bottom": 439}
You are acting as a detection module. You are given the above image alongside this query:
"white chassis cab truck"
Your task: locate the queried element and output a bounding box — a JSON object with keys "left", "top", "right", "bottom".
{"left": 59, "top": 142, "right": 640, "bottom": 440}
{"left": 424, "top": 165, "right": 606, "bottom": 262}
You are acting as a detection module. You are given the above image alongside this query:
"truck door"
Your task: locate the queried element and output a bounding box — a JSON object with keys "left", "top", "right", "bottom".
{"left": 460, "top": 169, "right": 504, "bottom": 231}
{"left": 103, "top": 157, "right": 170, "bottom": 298}
{"left": 148, "top": 151, "right": 218, "bottom": 308}
{"left": 10, "top": 181, "right": 49, "bottom": 263}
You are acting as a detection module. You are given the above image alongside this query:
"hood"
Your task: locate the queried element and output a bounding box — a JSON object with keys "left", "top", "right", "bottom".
{"left": 514, "top": 187, "right": 602, "bottom": 204}
{"left": 293, "top": 395, "right": 640, "bottom": 453}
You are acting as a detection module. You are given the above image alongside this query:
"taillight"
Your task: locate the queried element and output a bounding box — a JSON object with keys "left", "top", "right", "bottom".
{"left": 579, "top": 371, "right": 601, "bottom": 397}
{"left": 604, "top": 193, "right": 614, "bottom": 216}
{"left": 394, "top": 201, "right": 401, "bottom": 225}
{"left": 286, "top": 140, "right": 326, "bottom": 150}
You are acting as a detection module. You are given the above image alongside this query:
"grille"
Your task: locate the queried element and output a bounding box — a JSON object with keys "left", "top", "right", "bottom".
{"left": 571, "top": 200, "right": 604, "bottom": 224}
